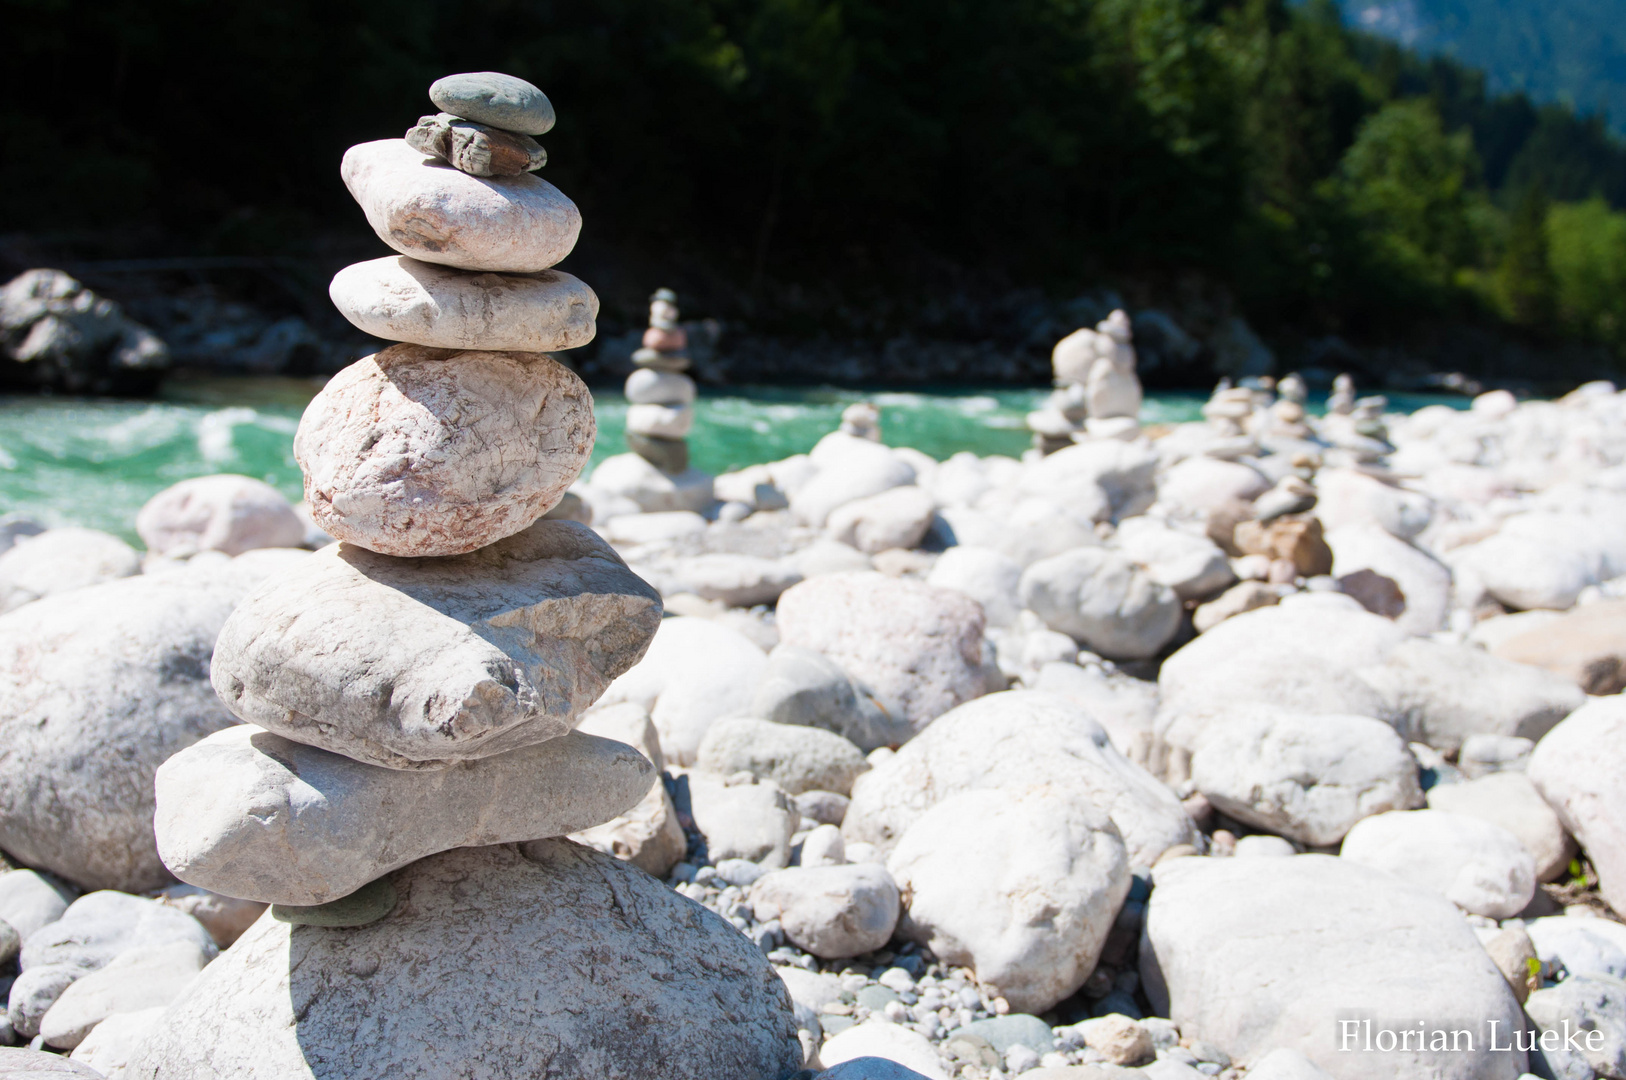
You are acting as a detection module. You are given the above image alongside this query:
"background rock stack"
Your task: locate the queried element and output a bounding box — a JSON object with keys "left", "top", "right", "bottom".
{"left": 120, "top": 72, "right": 801, "bottom": 1080}
{"left": 1028, "top": 308, "right": 1144, "bottom": 454}
{"left": 624, "top": 288, "right": 698, "bottom": 473}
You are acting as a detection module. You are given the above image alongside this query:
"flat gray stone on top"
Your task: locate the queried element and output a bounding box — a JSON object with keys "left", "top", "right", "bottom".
{"left": 429, "top": 72, "right": 555, "bottom": 135}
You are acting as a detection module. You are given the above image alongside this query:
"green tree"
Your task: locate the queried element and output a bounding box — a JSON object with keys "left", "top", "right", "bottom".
{"left": 1548, "top": 197, "right": 1626, "bottom": 351}
{"left": 1498, "top": 183, "right": 1557, "bottom": 326}
{"left": 1323, "top": 98, "right": 1479, "bottom": 297}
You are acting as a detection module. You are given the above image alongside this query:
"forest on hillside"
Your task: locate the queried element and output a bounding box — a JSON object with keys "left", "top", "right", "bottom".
{"left": 4, "top": 0, "right": 1626, "bottom": 379}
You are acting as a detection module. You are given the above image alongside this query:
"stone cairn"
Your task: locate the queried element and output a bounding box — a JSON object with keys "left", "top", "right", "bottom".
{"left": 1028, "top": 307, "right": 1143, "bottom": 454}
{"left": 624, "top": 287, "right": 697, "bottom": 473}
{"left": 126, "top": 72, "right": 801, "bottom": 1080}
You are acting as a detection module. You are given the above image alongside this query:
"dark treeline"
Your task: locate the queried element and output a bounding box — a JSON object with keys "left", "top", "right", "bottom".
{"left": 4, "top": 0, "right": 1626, "bottom": 370}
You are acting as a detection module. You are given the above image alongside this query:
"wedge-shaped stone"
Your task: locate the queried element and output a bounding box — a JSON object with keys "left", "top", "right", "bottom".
{"left": 295, "top": 345, "right": 594, "bottom": 556}
{"left": 342, "top": 139, "right": 580, "bottom": 272}
{"left": 155, "top": 725, "right": 656, "bottom": 905}
{"left": 210, "top": 521, "right": 662, "bottom": 770}
{"left": 330, "top": 257, "right": 597, "bottom": 352}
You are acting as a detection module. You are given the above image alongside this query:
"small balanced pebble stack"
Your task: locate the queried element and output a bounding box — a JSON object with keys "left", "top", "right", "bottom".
{"left": 623, "top": 287, "right": 698, "bottom": 474}
{"left": 125, "top": 72, "right": 801, "bottom": 1080}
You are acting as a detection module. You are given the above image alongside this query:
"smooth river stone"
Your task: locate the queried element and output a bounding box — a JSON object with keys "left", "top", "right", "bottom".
{"left": 625, "top": 402, "right": 694, "bottom": 439}
{"left": 209, "top": 520, "right": 663, "bottom": 770}
{"left": 156, "top": 725, "right": 656, "bottom": 905}
{"left": 121, "top": 842, "right": 803, "bottom": 1080}
{"left": 329, "top": 257, "right": 598, "bottom": 352}
{"left": 341, "top": 139, "right": 579, "bottom": 272}
{"left": 295, "top": 345, "right": 593, "bottom": 557}
{"left": 624, "top": 367, "right": 696, "bottom": 405}
{"left": 404, "top": 113, "right": 545, "bottom": 177}
{"left": 429, "top": 71, "right": 555, "bottom": 135}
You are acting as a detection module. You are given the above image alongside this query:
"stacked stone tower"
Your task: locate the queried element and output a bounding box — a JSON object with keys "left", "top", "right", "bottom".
{"left": 1028, "top": 308, "right": 1143, "bottom": 454}
{"left": 126, "top": 73, "right": 801, "bottom": 1080}
{"left": 624, "top": 287, "right": 697, "bottom": 473}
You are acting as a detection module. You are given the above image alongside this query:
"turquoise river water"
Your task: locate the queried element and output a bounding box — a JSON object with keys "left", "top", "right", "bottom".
{"left": 0, "top": 376, "right": 1464, "bottom": 542}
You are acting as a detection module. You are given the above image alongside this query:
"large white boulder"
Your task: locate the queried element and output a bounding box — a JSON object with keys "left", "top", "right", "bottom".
{"left": 843, "top": 691, "right": 1197, "bottom": 868}
{"left": 777, "top": 573, "right": 988, "bottom": 734}
{"left": 0, "top": 554, "right": 307, "bottom": 892}
{"left": 1339, "top": 809, "right": 1536, "bottom": 918}
{"left": 1426, "top": 771, "right": 1576, "bottom": 882}
{"left": 210, "top": 521, "right": 661, "bottom": 770}
{"left": 1528, "top": 696, "right": 1626, "bottom": 917}
{"left": 294, "top": 345, "right": 594, "bottom": 557}
{"left": 329, "top": 256, "right": 598, "bottom": 351}
{"left": 1115, "top": 520, "right": 1234, "bottom": 601}
{"left": 1155, "top": 456, "right": 1269, "bottom": 516}
{"left": 1313, "top": 468, "right": 1433, "bottom": 540}
{"left": 122, "top": 842, "right": 803, "bottom": 1080}
{"left": 0, "top": 527, "right": 140, "bottom": 613}
{"left": 597, "top": 616, "right": 768, "bottom": 766}
{"left": 1018, "top": 440, "right": 1158, "bottom": 522}
{"left": 926, "top": 546, "right": 1023, "bottom": 628}
{"left": 38, "top": 940, "right": 210, "bottom": 1050}
{"left": 789, "top": 439, "right": 916, "bottom": 528}
{"left": 135, "top": 475, "right": 306, "bottom": 559}
{"left": 750, "top": 644, "right": 910, "bottom": 752}
{"left": 1020, "top": 547, "right": 1182, "bottom": 660}
{"left": 1141, "top": 855, "right": 1526, "bottom": 1078}
{"left": 1325, "top": 524, "right": 1452, "bottom": 635}
{"left": 888, "top": 787, "right": 1129, "bottom": 1013}
{"left": 154, "top": 725, "right": 654, "bottom": 906}
{"left": 1183, "top": 706, "right": 1423, "bottom": 846}
{"left": 340, "top": 139, "right": 581, "bottom": 271}
{"left": 678, "top": 771, "right": 799, "bottom": 868}
{"left": 826, "top": 486, "right": 936, "bottom": 554}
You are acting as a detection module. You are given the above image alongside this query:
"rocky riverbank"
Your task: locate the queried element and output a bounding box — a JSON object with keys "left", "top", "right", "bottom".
{"left": 0, "top": 370, "right": 1624, "bottom": 1078}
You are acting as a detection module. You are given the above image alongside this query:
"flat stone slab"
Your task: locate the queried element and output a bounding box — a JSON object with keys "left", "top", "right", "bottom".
{"left": 158, "top": 724, "right": 656, "bottom": 906}
{"left": 295, "top": 345, "right": 593, "bottom": 557}
{"left": 429, "top": 72, "right": 555, "bottom": 135}
{"left": 342, "top": 139, "right": 579, "bottom": 272}
{"left": 329, "top": 257, "right": 597, "bottom": 352}
{"left": 210, "top": 520, "right": 662, "bottom": 770}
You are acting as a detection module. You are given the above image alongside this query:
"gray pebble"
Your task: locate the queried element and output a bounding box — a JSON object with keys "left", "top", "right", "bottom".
{"left": 429, "top": 72, "right": 555, "bottom": 135}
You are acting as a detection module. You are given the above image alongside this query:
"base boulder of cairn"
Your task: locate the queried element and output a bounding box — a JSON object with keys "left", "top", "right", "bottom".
{"left": 124, "top": 842, "right": 803, "bottom": 1080}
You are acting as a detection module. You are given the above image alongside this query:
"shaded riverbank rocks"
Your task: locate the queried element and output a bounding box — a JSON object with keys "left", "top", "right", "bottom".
{"left": 210, "top": 521, "right": 660, "bottom": 770}
{"left": 154, "top": 725, "right": 655, "bottom": 906}
{"left": 294, "top": 345, "right": 594, "bottom": 557}
{"left": 329, "top": 257, "right": 597, "bottom": 352}
{"left": 1141, "top": 855, "right": 1526, "bottom": 1078}
{"left": 777, "top": 573, "right": 988, "bottom": 734}
{"left": 123, "top": 842, "right": 803, "bottom": 1080}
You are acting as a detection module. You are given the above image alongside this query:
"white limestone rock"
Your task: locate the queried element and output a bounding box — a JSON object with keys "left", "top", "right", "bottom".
{"left": 136, "top": 475, "right": 305, "bottom": 560}
{"left": 1325, "top": 523, "right": 1452, "bottom": 635}
{"left": 0, "top": 871, "right": 75, "bottom": 940}
{"left": 567, "top": 704, "right": 687, "bottom": 878}
{"left": 888, "top": 787, "right": 1129, "bottom": 1013}
{"left": 1019, "top": 547, "right": 1182, "bottom": 661}
{"left": 696, "top": 718, "right": 870, "bottom": 796}
{"left": 1313, "top": 468, "right": 1433, "bottom": 540}
{"left": 819, "top": 1023, "right": 949, "bottom": 1080}
{"left": 590, "top": 453, "right": 715, "bottom": 513}
{"left": 749, "top": 864, "right": 901, "bottom": 958}
{"left": 69, "top": 1005, "right": 167, "bottom": 1078}
{"left": 210, "top": 521, "right": 660, "bottom": 770}
{"left": 1115, "top": 520, "right": 1235, "bottom": 602}
{"left": 329, "top": 256, "right": 597, "bottom": 351}
{"left": 295, "top": 345, "right": 594, "bottom": 557}
{"left": 155, "top": 725, "right": 654, "bottom": 906}
{"left": 1528, "top": 696, "right": 1626, "bottom": 917}
{"left": 660, "top": 553, "right": 802, "bottom": 608}
{"left": 1339, "top": 809, "right": 1536, "bottom": 918}
{"left": 1426, "top": 771, "right": 1576, "bottom": 882}
{"left": 749, "top": 644, "right": 910, "bottom": 752}
{"left": 625, "top": 403, "right": 694, "bottom": 439}
{"left": 39, "top": 941, "right": 210, "bottom": 1049}
{"left": 776, "top": 572, "right": 988, "bottom": 734}
{"left": 790, "top": 437, "right": 916, "bottom": 528}
{"left": 0, "top": 527, "right": 140, "bottom": 613}
{"left": 0, "top": 556, "right": 308, "bottom": 892}
{"left": 1183, "top": 706, "right": 1423, "bottom": 846}
{"left": 678, "top": 771, "right": 799, "bottom": 869}
{"left": 843, "top": 691, "right": 1197, "bottom": 868}
{"left": 121, "top": 842, "right": 803, "bottom": 1080}
{"left": 341, "top": 138, "right": 581, "bottom": 272}
{"left": 624, "top": 367, "right": 697, "bottom": 405}
{"left": 1155, "top": 457, "right": 1269, "bottom": 516}
{"left": 1140, "top": 855, "right": 1526, "bottom": 1078}
{"left": 926, "top": 546, "right": 1023, "bottom": 628}
{"left": 1018, "top": 440, "right": 1158, "bottom": 522}
{"left": 597, "top": 616, "right": 768, "bottom": 766}
{"left": 826, "top": 486, "right": 936, "bottom": 555}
